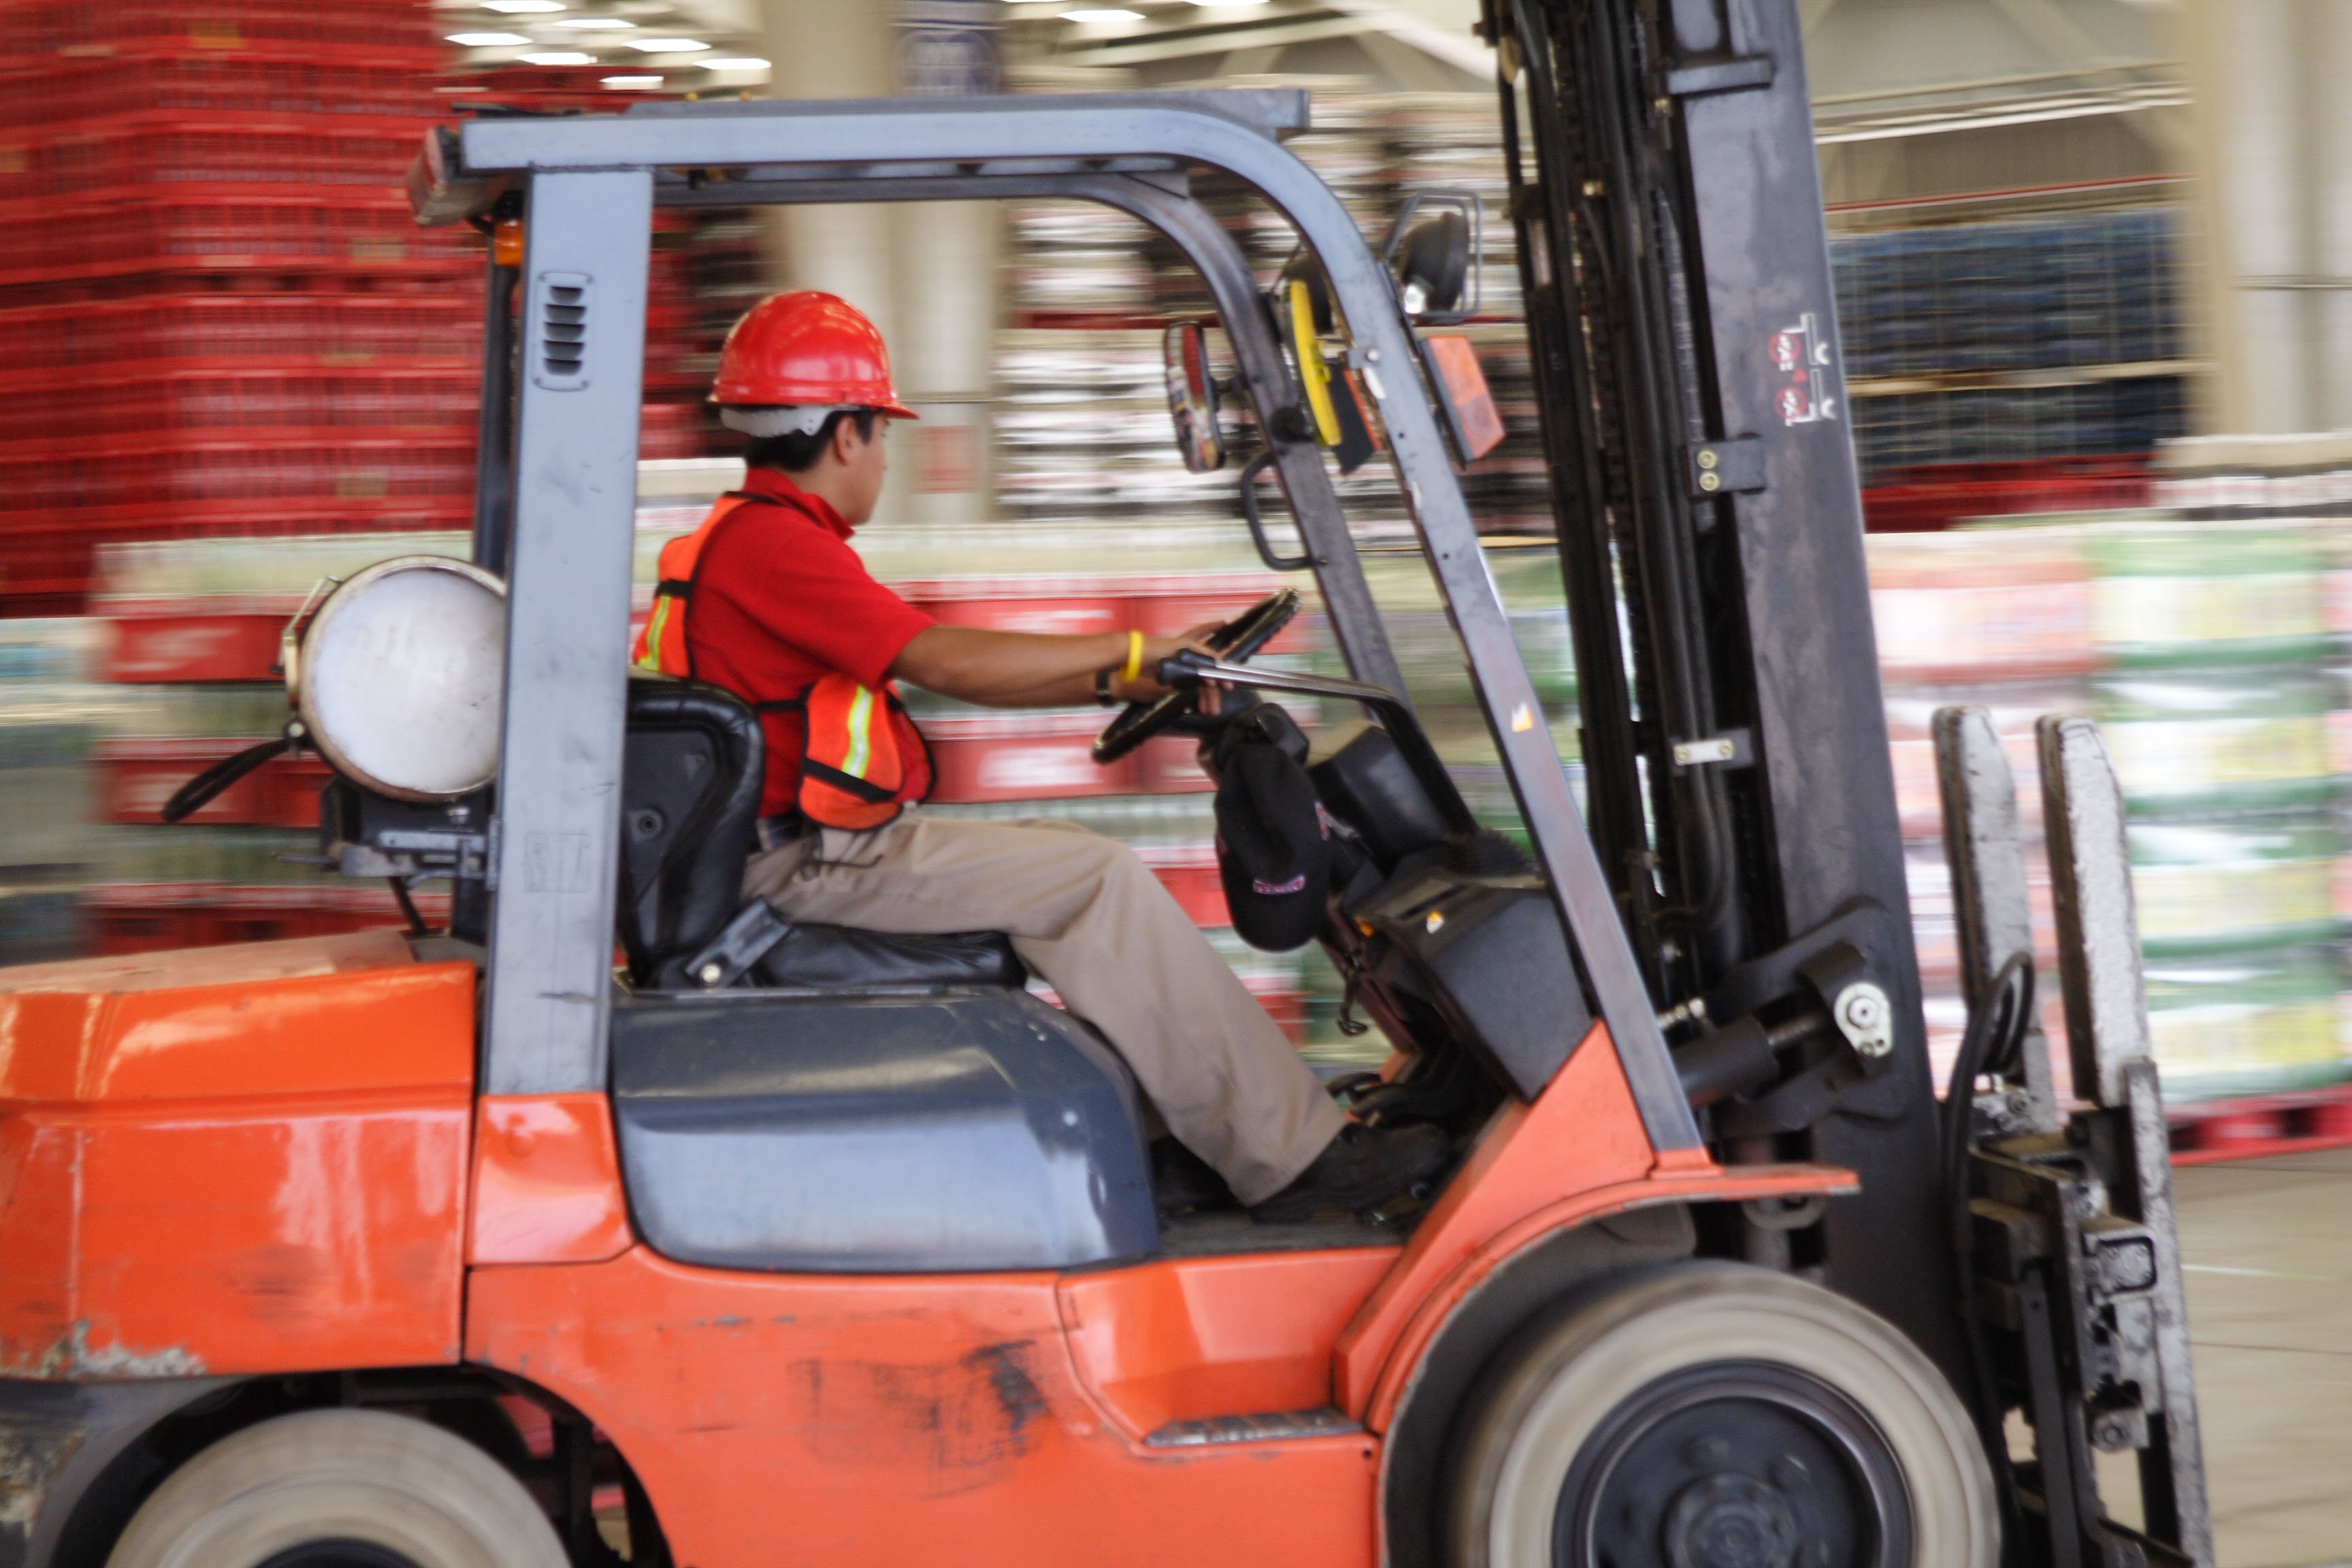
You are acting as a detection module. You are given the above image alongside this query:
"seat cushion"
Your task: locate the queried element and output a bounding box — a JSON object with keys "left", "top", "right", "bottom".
{"left": 750, "top": 923, "right": 1024, "bottom": 990}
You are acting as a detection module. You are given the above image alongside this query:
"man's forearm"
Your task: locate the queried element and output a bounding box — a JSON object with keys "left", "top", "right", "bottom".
{"left": 889, "top": 625, "right": 1126, "bottom": 707}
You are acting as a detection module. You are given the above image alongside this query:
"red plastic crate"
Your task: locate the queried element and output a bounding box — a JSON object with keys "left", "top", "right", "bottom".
{"left": 0, "top": 431, "right": 475, "bottom": 510}
{"left": 0, "top": 114, "right": 436, "bottom": 203}
{"left": 1862, "top": 455, "right": 2155, "bottom": 534}
{"left": 0, "top": 53, "right": 442, "bottom": 129}
{"left": 0, "top": 1, "right": 444, "bottom": 56}
{"left": 0, "top": 368, "right": 480, "bottom": 442}
{"left": 0, "top": 191, "right": 475, "bottom": 290}
{"left": 0, "top": 292, "right": 481, "bottom": 373}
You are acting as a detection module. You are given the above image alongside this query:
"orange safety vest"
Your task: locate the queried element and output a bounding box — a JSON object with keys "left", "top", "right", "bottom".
{"left": 632, "top": 493, "right": 933, "bottom": 831}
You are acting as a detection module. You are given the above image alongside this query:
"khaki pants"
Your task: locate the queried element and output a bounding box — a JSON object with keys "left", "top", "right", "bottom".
{"left": 743, "top": 811, "right": 1344, "bottom": 1204}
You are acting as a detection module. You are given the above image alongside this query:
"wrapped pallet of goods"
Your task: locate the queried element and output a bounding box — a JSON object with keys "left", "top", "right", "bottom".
{"left": 2082, "top": 514, "right": 2351, "bottom": 1108}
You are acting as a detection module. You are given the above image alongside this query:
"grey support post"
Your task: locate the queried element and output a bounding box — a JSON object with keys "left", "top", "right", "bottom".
{"left": 483, "top": 169, "right": 655, "bottom": 1096}
{"left": 1932, "top": 706, "right": 2058, "bottom": 1133}
{"left": 2038, "top": 715, "right": 2213, "bottom": 1567}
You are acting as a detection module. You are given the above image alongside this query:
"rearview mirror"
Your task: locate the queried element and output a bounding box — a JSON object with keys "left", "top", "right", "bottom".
{"left": 1162, "top": 321, "right": 1225, "bottom": 474}
{"left": 1384, "top": 191, "right": 1482, "bottom": 325}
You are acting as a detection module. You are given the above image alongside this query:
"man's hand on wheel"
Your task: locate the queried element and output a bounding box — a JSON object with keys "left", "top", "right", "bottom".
{"left": 1112, "top": 621, "right": 1223, "bottom": 702}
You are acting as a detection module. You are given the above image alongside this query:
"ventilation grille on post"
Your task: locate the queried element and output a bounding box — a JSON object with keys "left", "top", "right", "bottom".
{"left": 535, "top": 271, "right": 591, "bottom": 391}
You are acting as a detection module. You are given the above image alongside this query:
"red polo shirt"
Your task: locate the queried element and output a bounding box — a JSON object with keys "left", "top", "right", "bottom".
{"left": 681, "top": 466, "right": 936, "bottom": 817}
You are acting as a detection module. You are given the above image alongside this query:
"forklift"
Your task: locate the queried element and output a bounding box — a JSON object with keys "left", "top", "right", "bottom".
{"left": 0, "top": 2, "right": 2210, "bottom": 1565}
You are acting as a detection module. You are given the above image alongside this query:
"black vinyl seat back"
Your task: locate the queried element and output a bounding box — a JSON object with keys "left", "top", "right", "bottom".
{"left": 618, "top": 678, "right": 768, "bottom": 985}
{"left": 618, "top": 676, "right": 1025, "bottom": 992}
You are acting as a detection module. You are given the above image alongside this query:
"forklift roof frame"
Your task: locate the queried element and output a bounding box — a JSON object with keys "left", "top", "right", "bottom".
{"left": 447, "top": 89, "right": 1701, "bottom": 1152}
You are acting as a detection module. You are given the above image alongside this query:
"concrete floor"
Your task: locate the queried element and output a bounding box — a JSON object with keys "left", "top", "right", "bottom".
{"left": 2174, "top": 1147, "right": 2352, "bottom": 1567}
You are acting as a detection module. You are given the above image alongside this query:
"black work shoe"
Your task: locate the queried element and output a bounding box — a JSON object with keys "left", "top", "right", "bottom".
{"left": 1249, "top": 1122, "right": 1452, "bottom": 1224}
{"left": 1151, "top": 1137, "right": 1239, "bottom": 1215}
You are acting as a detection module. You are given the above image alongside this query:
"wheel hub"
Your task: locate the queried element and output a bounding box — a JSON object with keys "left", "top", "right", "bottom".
{"left": 1554, "top": 1362, "right": 1907, "bottom": 1568}
{"left": 1663, "top": 1473, "right": 1799, "bottom": 1568}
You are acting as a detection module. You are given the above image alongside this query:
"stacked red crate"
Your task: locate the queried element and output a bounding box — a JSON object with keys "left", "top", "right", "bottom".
{"left": 432, "top": 65, "right": 720, "bottom": 459}
{"left": 0, "top": 0, "right": 473, "bottom": 613}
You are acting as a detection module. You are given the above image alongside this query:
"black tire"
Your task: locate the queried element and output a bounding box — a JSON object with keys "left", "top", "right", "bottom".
{"left": 105, "top": 1407, "right": 567, "bottom": 1568}
{"left": 1445, "top": 1262, "right": 1996, "bottom": 1568}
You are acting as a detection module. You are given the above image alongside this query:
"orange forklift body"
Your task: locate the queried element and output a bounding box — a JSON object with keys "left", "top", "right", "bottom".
{"left": 0, "top": 932, "right": 1849, "bottom": 1566}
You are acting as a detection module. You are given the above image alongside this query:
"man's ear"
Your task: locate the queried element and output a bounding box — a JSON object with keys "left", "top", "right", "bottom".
{"left": 830, "top": 414, "right": 866, "bottom": 467}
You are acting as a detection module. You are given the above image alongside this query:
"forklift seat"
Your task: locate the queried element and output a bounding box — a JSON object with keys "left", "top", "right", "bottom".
{"left": 618, "top": 678, "right": 1022, "bottom": 991}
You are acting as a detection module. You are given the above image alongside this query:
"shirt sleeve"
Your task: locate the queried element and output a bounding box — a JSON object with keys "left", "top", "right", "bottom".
{"left": 729, "top": 520, "right": 935, "bottom": 689}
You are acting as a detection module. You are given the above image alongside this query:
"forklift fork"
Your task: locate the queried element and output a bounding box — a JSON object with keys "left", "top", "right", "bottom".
{"left": 1935, "top": 707, "right": 2213, "bottom": 1568}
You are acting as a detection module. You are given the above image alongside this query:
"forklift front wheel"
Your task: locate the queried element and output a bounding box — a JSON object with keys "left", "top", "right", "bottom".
{"left": 1444, "top": 1262, "right": 1996, "bottom": 1568}
{"left": 105, "top": 1407, "right": 568, "bottom": 1568}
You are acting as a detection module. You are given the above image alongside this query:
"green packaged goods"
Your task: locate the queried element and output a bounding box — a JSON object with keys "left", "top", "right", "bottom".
{"left": 2095, "top": 666, "right": 2336, "bottom": 815}
{"left": 2127, "top": 811, "right": 2338, "bottom": 956}
{"left": 2142, "top": 945, "right": 2347, "bottom": 1102}
{"left": 2087, "top": 518, "right": 2327, "bottom": 668}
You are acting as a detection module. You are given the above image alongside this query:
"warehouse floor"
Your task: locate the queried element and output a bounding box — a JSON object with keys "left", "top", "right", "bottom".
{"left": 2171, "top": 1147, "right": 2352, "bottom": 1565}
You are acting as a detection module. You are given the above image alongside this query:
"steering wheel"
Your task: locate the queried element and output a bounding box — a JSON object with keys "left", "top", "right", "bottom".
{"left": 1092, "top": 589, "right": 1301, "bottom": 764}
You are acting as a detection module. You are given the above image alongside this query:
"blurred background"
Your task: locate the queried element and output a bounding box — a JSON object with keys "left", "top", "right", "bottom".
{"left": 0, "top": 2, "right": 2349, "bottom": 1555}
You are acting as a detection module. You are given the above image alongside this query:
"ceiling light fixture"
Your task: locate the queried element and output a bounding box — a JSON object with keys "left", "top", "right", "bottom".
{"left": 603, "top": 74, "right": 665, "bottom": 88}
{"left": 446, "top": 31, "right": 532, "bottom": 45}
{"left": 700, "top": 56, "right": 771, "bottom": 69}
{"left": 482, "top": 0, "right": 566, "bottom": 12}
{"left": 1061, "top": 7, "right": 1143, "bottom": 19}
{"left": 520, "top": 50, "right": 597, "bottom": 63}
{"left": 628, "top": 36, "right": 710, "bottom": 51}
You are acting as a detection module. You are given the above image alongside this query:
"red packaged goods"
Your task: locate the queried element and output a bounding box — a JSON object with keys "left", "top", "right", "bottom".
{"left": 0, "top": 54, "right": 440, "bottom": 130}
{"left": 0, "top": 193, "right": 473, "bottom": 289}
{"left": 98, "top": 738, "right": 330, "bottom": 827}
{"left": 925, "top": 712, "right": 1141, "bottom": 802}
{"left": 103, "top": 611, "right": 290, "bottom": 683}
{"left": 0, "top": 114, "right": 434, "bottom": 203}
{"left": 0, "top": 368, "right": 479, "bottom": 442}
{"left": 0, "top": 293, "right": 480, "bottom": 373}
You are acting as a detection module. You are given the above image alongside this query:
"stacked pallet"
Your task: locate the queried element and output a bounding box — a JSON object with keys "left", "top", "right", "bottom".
{"left": 0, "top": 0, "right": 478, "bottom": 614}
{"left": 1832, "top": 208, "right": 2189, "bottom": 532}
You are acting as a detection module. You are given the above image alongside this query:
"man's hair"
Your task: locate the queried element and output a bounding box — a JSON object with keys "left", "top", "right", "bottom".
{"left": 743, "top": 408, "right": 880, "bottom": 475}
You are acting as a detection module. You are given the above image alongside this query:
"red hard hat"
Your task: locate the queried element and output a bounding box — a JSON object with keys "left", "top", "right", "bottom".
{"left": 710, "top": 291, "right": 917, "bottom": 418}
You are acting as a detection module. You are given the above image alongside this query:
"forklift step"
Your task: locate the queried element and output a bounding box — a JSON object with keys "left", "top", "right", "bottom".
{"left": 1143, "top": 1408, "right": 1363, "bottom": 1448}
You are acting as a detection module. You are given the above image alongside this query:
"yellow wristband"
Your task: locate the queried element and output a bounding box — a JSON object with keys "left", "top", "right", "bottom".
{"left": 1122, "top": 630, "right": 1145, "bottom": 685}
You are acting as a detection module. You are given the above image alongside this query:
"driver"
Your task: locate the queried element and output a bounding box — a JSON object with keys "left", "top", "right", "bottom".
{"left": 636, "top": 291, "right": 1447, "bottom": 1222}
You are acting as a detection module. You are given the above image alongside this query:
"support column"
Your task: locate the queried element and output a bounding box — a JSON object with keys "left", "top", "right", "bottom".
{"left": 755, "top": 0, "right": 1003, "bottom": 529}
{"left": 2177, "top": 0, "right": 2352, "bottom": 434}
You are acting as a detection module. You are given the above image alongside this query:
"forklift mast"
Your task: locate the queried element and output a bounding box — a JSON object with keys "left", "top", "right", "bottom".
{"left": 1490, "top": 0, "right": 1959, "bottom": 1379}
{"left": 1494, "top": 3, "right": 2215, "bottom": 1562}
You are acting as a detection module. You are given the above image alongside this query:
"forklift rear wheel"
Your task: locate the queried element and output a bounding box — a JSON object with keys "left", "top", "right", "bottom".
{"left": 105, "top": 1407, "right": 568, "bottom": 1568}
{"left": 1446, "top": 1262, "right": 1995, "bottom": 1568}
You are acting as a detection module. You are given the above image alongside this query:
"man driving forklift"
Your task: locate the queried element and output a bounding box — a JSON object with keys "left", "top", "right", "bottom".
{"left": 633, "top": 289, "right": 1448, "bottom": 1221}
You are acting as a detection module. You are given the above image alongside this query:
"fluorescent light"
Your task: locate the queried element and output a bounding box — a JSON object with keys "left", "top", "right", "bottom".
{"left": 552, "top": 15, "right": 634, "bottom": 27}
{"left": 446, "top": 31, "right": 531, "bottom": 45}
{"left": 627, "top": 36, "right": 709, "bottom": 51}
{"left": 700, "top": 56, "right": 771, "bottom": 70}
{"left": 520, "top": 50, "right": 596, "bottom": 64}
{"left": 482, "top": 0, "right": 565, "bottom": 11}
{"left": 1061, "top": 6, "right": 1142, "bottom": 18}
{"left": 603, "top": 74, "right": 664, "bottom": 88}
